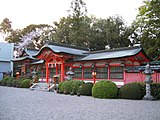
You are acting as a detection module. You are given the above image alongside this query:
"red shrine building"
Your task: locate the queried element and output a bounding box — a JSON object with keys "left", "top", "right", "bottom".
{"left": 12, "top": 43, "right": 160, "bottom": 86}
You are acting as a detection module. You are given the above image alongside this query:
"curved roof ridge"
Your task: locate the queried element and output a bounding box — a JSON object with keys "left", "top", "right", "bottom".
{"left": 48, "top": 42, "right": 89, "bottom": 51}
{"left": 84, "top": 46, "right": 142, "bottom": 54}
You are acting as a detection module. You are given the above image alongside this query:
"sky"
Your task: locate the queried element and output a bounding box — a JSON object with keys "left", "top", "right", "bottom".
{"left": 0, "top": 0, "right": 143, "bottom": 41}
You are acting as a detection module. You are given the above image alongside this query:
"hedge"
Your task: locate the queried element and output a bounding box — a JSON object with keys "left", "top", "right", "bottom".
{"left": 58, "top": 80, "right": 83, "bottom": 94}
{"left": 119, "top": 83, "right": 143, "bottom": 100}
{"left": 92, "top": 80, "right": 118, "bottom": 99}
{"left": 79, "top": 82, "right": 93, "bottom": 96}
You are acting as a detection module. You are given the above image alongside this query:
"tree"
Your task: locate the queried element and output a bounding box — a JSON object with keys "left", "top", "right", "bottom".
{"left": 0, "top": 18, "right": 13, "bottom": 41}
{"left": 52, "top": 0, "right": 91, "bottom": 47}
{"left": 89, "top": 16, "right": 132, "bottom": 50}
{"left": 6, "top": 24, "right": 55, "bottom": 49}
{"left": 133, "top": 0, "right": 160, "bottom": 59}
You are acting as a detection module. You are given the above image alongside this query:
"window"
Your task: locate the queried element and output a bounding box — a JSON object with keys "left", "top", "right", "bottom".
{"left": 110, "top": 66, "right": 123, "bottom": 79}
{"left": 26, "top": 67, "right": 30, "bottom": 76}
{"left": 96, "top": 67, "right": 108, "bottom": 79}
{"left": 84, "top": 68, "right": 92, "bottom": 79}
{"left": 73, "top": 68, "right": 82, "bottom": 78}
{"left": 126, "top": 66, "right": 140, "bottom": 73}
{"left": 50, "top": 68, "right": 56, "bottom": 77}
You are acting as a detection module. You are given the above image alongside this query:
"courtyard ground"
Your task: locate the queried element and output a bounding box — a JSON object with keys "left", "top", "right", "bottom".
{"left": 0, "top": 86, "right": 160, "bottom": 120}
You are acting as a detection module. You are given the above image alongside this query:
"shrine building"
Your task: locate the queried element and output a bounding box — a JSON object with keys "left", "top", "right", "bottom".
{"left": 12, "top": 42, "right": 160, "bottom": 86}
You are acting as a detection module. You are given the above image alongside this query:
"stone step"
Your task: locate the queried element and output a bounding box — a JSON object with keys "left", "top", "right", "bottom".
{"left": 30, "top": 83, "right": 57, "bottom": 92}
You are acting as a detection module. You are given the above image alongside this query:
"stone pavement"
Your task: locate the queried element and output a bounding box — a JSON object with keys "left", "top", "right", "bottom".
{"left": 0, "top": 86, "right": 160, "bottom": 120}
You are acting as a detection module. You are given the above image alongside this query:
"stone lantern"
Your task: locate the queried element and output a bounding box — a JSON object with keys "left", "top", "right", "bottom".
{"left": 143, "top": 63, "right": 154, "bottom": 100}
{"left": 66, "top": 67, "right": 74, "bottom": 80}
{"left": 32, "top": 68, "right": 38, "bottom": 83}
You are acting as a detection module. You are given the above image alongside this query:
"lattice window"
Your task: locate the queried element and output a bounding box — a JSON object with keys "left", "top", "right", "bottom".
{"left": 84, "top": 68, "right": 92, "bottom": 79}
{"left": 96, "top": 67, "right": 108, "bottom": 79}
{"left": 110, "top": 66, "right": 123, "bottom": 79}
{"left": 73, "top": 68, "right": 82, "bottom": 78}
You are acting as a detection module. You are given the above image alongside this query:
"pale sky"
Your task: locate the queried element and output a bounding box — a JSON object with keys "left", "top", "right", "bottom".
{"left": 0, "top": 0, "right": 143, "bottom": 42}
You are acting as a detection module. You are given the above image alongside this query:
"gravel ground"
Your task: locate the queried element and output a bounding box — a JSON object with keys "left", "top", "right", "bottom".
{"left": 0, "top": 86, "right": 160, "bottom": 120}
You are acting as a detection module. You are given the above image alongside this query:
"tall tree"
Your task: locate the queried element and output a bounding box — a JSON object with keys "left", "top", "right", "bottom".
{"left": 89, "top": 16, "right": 132, "bottom": 50}
{"left": 0, "top": 18, "right": 13, "bottom": 41}
{"left": 133, "top": 0, "right": 160, "bottom": 59}
{"left": 6, "top": 24, "right": 55, "bottom": 49}
{"left": 67, "top": 0, "right": 89, "bottom": 47}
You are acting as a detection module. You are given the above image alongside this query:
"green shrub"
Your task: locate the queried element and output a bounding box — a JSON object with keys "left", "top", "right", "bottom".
{"left": 6, "top": 79, "right": 13, "bottom": 87}
{"left": 1, "top": 77, "right": 15, "bottom": 86}
{"left": 58, "top": 80, "right": 83, "bottom": 94}
{"left": 71, "top": 80, "right": 84, "bottom": 94}
{"left": 92, "top": 80, "right": 118, "bottom": 99}
{"left": 0, "top": 80, "right": 2, "bottom": 85}
{"left": 6, "top": 77, "right": 15, "bottom": 87}
{"left": 151, "top": 83, "right": 160, "bottom": 97}
{"left": 137, "top": 82, "right": 160, "bottom": 100}
{"left": 58, "top": 82, "right": 63, "bottom": 93}
{"left": 20, "top": 79, "right": 31, "bottom": 88}
{"left": 61, "top": 81, "right": 73, "bottom": 94}
{"left": 79, "top": 82, "right": 93, "bottom": 96}
{"left": 119, "top": 83, "right": 143, "bottom": 100}
{"left": 12, "top": 80, "right": 19, "bottom": 87}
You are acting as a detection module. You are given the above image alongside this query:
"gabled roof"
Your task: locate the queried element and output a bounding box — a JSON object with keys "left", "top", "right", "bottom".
{"left": 78, "top": 46, "right": 151, "bottom": 61}
{"left": 21, "top": 49, "right": 39, "bottom": 57}
{"left": 12, "top": 56, "right": 35, "bottom": 62}
{"left": 25, "top": 49, "right": 39, "bottom": 56}
{"left": 31, "top": 60, "right": 44, "bottom": 65}
{"left": 34, "top": 43, "right": 89, "bottom": 57}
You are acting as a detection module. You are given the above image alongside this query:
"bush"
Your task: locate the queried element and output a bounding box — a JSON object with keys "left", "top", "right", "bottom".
{"left": 0, "top": 80, "right": 2, "bottom": 86}
{"left": 151, "top": 83, "right": 160, "bottom": 97}
{"left": 58, "top": 80, "right": 83, "bottom": 94}
{"left": 92, "top": 80, "right": 118, "bottom": 99}
{"left": 71, "top": 80, "right": 84, "bottom": 94}
{"left": 79, "top": 82, "right": 93, "bottom": 96}
{"left": 137, "top": 82, "right": 160, "bottom": 100}
{"left": 6, "top": 77, "right": 15, "bottom": 87}
{"left": 1, "top": 77, "right": 15, "bottom": 86}
{"left": 15, "top": 77, "right": 28, "bottom": 88}
{"left": 20, "top": 79, "right": 32, "bottom": 88}
{"left": 61, "top": 81, "right": 73, "bottom": 94}
{"left": 119, "top": 83, "right": 143, "bottom": 100}
{"left": 12, "top": 80, "right": 17, "bottom": 87}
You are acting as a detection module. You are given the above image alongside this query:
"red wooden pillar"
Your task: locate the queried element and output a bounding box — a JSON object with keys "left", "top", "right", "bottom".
{"left": 41, "top": 68, "right": 43, "bottom": 82}
{"left": 82, "top": 66, "right": 84, "bottom": 81}
{"left": 61, "top": 62, "right": 65, "bottom": 82}
{"left": 108, "top": 66, "right": 110, "bottom": 79}
{"left": 56, "top": 64, "right": 58, "bottom": 75}
{"left": 123, "top": 70, "right": 126, "bottom": 84}
{"left": 46, "top": 62, "right": 49, "bottom": 83}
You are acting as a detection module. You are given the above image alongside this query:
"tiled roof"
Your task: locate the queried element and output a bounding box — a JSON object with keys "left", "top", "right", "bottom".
{"left": 31, "top": 60, "right": 44, "bottom": 65}
{"left": 34, "top": 43, "right": 89, "bottom": 56}
{"left": 25, "top": 49, "right": 39, "bottom": 56}
{"left": 12, "top": 56, "right": 35, "bottom": 62}
{"left": 79, "top": 46, "right": 145, "bottom": 61}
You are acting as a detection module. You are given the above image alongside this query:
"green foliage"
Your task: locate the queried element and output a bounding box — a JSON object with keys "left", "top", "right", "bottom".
{"left": 58, "top": 80, "right": 83, "bottom": 94}
{"left": 0, "top": 18, "right": 13, "bottom": 41}
{"left": 6, "top": 77, "right": 15, "bottom": 87}
{"left": 137, "top": 82, "right": 160, "bottom": 99}
{"left": 132, "top": 0, "right": 160, "bottom": 59}
{"left": 71, "top": 80, "right": 84, "bottom": 94}
{"left": 119, "top": 83, "right": 143, "bottom": 100}
{"left": 20, "top": 79, "right": 32, "bottom": 88}
{"left": 0, "top": 80, "right": 2, "bottom": 85}
{"left": 12, "top": 80, "right": 18, "bottom": 87}
{"left": 79, "top": 82, "right": 93, "bottom": 96}
{"left": 1, "top": 77, "right": 15, "bottom": 86}
{"left": 92, "top": 80, "right": 118, "bottom": 99}
{"left": 61, "top": 80, "right": 73, "bottom": 94}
